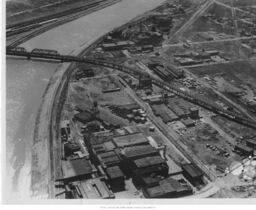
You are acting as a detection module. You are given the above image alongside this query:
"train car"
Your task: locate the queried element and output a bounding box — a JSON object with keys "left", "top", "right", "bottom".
{"left": 7, "top": 46, "right": 27, "bottom": 53}
{"left": 31, "top": 48, "right": 60, "bottom": 56}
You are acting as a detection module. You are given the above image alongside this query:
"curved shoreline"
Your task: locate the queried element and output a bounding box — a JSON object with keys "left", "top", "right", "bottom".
{"left": 32, "top": 0, "right": 168, "bottom": 198}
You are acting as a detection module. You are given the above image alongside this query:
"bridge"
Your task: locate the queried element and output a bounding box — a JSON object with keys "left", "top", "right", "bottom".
{"left": 6, "top": 47, "right": 256, "bottom": 129}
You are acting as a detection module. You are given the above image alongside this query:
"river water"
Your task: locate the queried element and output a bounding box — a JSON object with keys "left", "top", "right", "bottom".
{"left": 6, "top": 0, "right": 166, "bottom": 200}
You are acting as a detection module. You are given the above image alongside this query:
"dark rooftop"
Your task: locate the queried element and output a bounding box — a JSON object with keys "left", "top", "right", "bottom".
{"left": 62, "top": 158, "right": 96, "bottom": 180}
{"left": 182, "top": 164, "right": 203, "bottom": 178}
{"left": 98, "top": 151, "right": 121, "bottom": 167}
{"left": 106, "top": 166, "right": 124, "bottom": 179}
{"left": 145, "top": 177, "right": 192, "bottom": 198}
{"left": 134, "top": 155, "right": 165, "bottom": 168}
{"left": 74, "top": 111, "right": 93, "bottom": 123}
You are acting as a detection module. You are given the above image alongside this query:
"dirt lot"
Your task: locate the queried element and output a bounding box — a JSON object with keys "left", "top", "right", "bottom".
{"left": 182, "top": 121, "right": 243, "bottom": 171}
{"left": 212, "top": 116, "right": 256, "bottom": 139}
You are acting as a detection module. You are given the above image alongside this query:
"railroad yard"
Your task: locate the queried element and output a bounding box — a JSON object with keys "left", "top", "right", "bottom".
{"left": 6, "top": 0, "right": 256, "bottom": 200}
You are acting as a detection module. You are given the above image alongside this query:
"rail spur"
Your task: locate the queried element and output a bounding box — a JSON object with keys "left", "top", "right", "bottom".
{"left": 6, "top": 47, "right": 256, "bottom": 130}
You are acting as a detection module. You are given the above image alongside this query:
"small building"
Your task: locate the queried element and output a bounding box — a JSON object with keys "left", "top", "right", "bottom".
{"left": 189, "top": 107, "right": 199, "bottom": 119}
{"left": 246, "top": 139, "right": 256, "bottom": 149}
{"left": 143, "top": 177, "right": 193, "bottom": 198}
{"left": 112, "top": 133, "right": 149, "bottom": 148}
{"left": 64, "top": 142, "right": 81, "bottom": 157}
{"left": 60, "top": 158, "right": 97, "bottom": 183}
{"left": 148, "top": 97, "right": 162, "bottom": 105}
{"left": 181, "top": 163, "right": 204, "bottom": 186}
{"left": 105, "top": 166, "right": 125, "bottom": 192}
{"left": 70, "top": 177, "right": 115, "bottom": 199}
{"left": 235, "top": 144, "right": 254, "bottom": 156}
{"left": 181, "top": 118, "right": 195, "bottom": 127}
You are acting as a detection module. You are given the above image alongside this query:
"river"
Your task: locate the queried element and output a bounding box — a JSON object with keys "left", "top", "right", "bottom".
{"left": 6, "top": 0, "right": 166, "bottom": 201}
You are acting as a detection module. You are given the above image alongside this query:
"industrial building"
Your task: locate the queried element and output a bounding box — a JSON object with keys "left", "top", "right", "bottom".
{"left": 64, "top": 142, "right": 81, "bottom": 158}
{"left": 112, "top": 133, "right": 149, "bottom": 148}
{"left": 68, "top": 178, "right": 115, "bottom": 199}
{"left": 92, "top": 140, "right": 116, "bottom": 154}
{"left": 143, "top": 177, "right": 193, "bottom": 198}
{"left": 133, "top": 156, "right": 168, "bottom": 174}
{"left": 121, "top": 145, "right": 159, "bottom": 160}
{"left": 97, "top": 150, "right": 122, "bottom": 168}
{"left": 151, "top": 104, "right": 179, "bottom": 123}
{"left": 74, "top": 109, "right": 121, "bottom": 130}
{"left": 102, "top": 41, "right": 135, "bottom": 51}
{"left": 246, "top": 139, "right": 256, "bottom": 149}
{"left": 148, "top": 62, "right": 173, "bottom": 81}
{"left": 60, "top": 158, "right": 97, "bottom": 183}
{"left": 181, "top": 163, "right": 204, "bottom": 186}
{"left": 105, "top": 166, "right": 125, "bottom": 192}
{"left": 234, "top": 144, "right": 254, "bottom": 157}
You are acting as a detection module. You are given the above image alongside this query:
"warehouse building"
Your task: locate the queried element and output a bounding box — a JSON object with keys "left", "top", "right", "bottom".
{"left": 102, "top": 41, "right": 135, "bottom": 51}
{"left": 60, "top": 158, "right": 97, "bottom": 183}
{"left": 181, "top": 118, "right": 195, "bottom": 127}
{"left": 112, "top": 133, "right": 149, "bottom": 148}
{"left": 234, "top": 144, "right": 254, "bottom": 156}
{"left": 105, "top": 166, "right": 125, "bottom": 192}
{"left": 120, "top": 145, "right": 159, "bottom": 160}
{"left": 92, "top": 141, "right": 116, "bottom": 154}
{"left": 143, "top": 177, "right": 193, "bottom": 198}
{"left": 182, "top": 163, "right": 204, "bottom": 186}
{"left": 132, "top": 156, "right": 169, "bottom": 180}
{"left": 149, "top": 64, "right": 173, "bottom": 81}
{"left": 97, "top": 150, "right": 122, "bottom": 168}
{"left": 69, "top": 177, "right": 115, "bottom": 199}
{"left": 246, "top": 139, "right": 256, "bottom": 150}
{"left": 138, "top": 176, "right": 161, "bottom": 188}
{"left": 64, "top": 142, "right": 81, "bottom": 158}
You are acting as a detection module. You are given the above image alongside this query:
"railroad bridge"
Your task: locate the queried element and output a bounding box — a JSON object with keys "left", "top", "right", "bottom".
{"left": 6, "top": 46, "right": 256, "bottom": 129}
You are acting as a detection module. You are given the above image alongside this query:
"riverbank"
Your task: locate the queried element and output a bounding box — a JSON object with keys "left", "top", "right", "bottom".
{"left": 30, "top": 0, "right": 167, "bottom": 199}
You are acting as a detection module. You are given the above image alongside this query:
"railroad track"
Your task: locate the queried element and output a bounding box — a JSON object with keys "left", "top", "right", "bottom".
{"left": 6, "top": 48, "right": 256, "bottom": 130}
{"left": 7, "top": 0, "right": 121, "bottom": 47}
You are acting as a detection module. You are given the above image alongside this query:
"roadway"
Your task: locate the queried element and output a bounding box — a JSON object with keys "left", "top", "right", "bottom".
{"left": 173, "top": 0, "right": 215, "bottom": 39}
{"left": 162, "top": 35, "right": 256, "bottom": 48}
